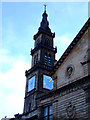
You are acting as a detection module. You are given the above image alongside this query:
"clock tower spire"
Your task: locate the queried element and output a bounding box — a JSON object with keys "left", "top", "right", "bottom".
{"left": 23, "top": 7, "right": 57, "bottom": 114}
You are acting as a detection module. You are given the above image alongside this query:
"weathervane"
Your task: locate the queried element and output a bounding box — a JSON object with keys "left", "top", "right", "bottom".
{"left": 44, "top": 4, "right": 47, "bottom": 12}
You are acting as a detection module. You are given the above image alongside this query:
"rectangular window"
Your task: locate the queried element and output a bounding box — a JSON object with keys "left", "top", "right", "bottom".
{"left": 43, "top": 104, "right": 53, "bottom": 120}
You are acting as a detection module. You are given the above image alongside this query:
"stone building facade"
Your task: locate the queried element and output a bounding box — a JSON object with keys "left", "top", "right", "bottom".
{"left": 10, "top": 8, "right": 90, "bottom": 120}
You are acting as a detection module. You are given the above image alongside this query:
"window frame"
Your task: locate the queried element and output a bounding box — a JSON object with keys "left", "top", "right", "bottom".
{"left": 43, "top": 104, "right": 53, "bottom": 120}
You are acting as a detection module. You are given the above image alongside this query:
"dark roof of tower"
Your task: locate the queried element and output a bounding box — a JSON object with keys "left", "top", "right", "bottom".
{"left": 39, "top": 10, "right": 51, "bottom": 32}
{"left": 51, "top": 17, "right": 90, "bottom": 75}
{"left": 34, "top": 7, "right": 55, "bottom": 40}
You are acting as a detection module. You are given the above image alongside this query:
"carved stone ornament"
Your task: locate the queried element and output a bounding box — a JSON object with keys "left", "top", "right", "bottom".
{"left": 66, "top": 102, "right": 76, "bottom": 119}
{"left": 66, "top": 65, "right": 74, "bottom": 78}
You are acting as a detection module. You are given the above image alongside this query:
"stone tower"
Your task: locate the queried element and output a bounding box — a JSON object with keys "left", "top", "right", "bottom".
{"left": 23, "top": 6, "right": 57, "bottom": 116}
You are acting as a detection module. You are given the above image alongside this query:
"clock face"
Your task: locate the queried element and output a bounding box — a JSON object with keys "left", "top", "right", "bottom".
{"left": 43, "top": 75, "right": 53, "bottom": 90}
{"left": 28, "top": 76, "right": 35, "bottom": 92}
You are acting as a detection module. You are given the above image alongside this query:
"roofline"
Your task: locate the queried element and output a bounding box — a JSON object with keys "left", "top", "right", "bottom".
{"left": 51, "top": 17, "right": 90, "bottom": 75}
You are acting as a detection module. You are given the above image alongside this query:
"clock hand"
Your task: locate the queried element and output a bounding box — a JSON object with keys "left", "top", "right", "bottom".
{"left": 49, "top": 79, "right": 52, "bottom": 83}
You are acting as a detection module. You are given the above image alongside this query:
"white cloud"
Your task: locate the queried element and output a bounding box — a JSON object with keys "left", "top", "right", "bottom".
{"left": 0, "top": 49, "right": 13, "bottom": 66}
{"left": 0, "top": 49, "right": 30, "bottom": 119}
{"left": 55, "top": 34, "right": 73, "bottom": 60}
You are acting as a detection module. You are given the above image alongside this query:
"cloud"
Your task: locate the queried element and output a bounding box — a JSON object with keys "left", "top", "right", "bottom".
{"left": 55, "top": 34, "right": 73, "bottom": 60}
{"left": 0, "top": 49, "right": 30, "bottom": 119}
{"left": 0, "top": 49, "right": 13, "bottom": 65}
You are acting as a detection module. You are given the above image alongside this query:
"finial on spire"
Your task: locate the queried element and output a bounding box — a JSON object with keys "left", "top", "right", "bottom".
{"left": 44, "top": 4, "right": 47, "bottom": 12}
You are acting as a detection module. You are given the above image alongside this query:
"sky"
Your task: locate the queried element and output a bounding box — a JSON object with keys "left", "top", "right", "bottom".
{"left": 0, "top": 1, "right": 89, "bottom": 119}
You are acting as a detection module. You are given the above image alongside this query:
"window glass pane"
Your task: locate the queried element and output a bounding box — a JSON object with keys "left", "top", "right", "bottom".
{"left": 49, "top": 116, "right": 53, "bottom": 120}
{"left": 43, "top": 105, "right": 52, "bottom": 120}
{"left": 49, "top": 105, "right": 52, "bottom": 115}
{"left": 44, "top": 117, "right": 48, "bottom": 120}
{"left": 43, "top": 107, "right": 48, "bottom": 117}
{"left": 45, "top": 54, "right": 47, "bottom": 58}
{"left": 48, "top": 62, "right": 51, "bottom": 66}
{"left": 45, "top": 55, "right": 47, "bottom": 58}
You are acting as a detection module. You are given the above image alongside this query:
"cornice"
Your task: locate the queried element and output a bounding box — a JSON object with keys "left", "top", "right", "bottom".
{"left": 25, "top": 62, "right": 53, "bottom": 77}
{"left": 31, "top": 43, "right": 57, "bottom": 55}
